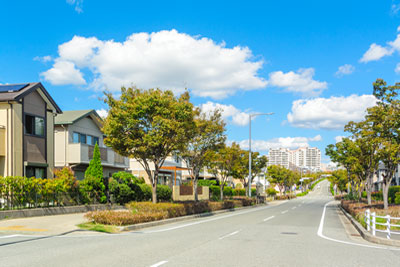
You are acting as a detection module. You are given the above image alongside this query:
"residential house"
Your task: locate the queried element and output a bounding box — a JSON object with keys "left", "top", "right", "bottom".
{"left": 54, "top": 110, "right": 129, "bottom": 179}
{"left": 0, "top": 83, "right": 62, "bottom": 178}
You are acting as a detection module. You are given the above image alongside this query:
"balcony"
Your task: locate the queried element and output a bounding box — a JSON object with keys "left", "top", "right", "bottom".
{"left": 67, "top": 143, "right": 129, "bottom": 168}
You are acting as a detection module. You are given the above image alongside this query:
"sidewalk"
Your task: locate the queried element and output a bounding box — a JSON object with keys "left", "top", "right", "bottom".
{"left": 0, "top": 213, "right": 90, "bottom": 236}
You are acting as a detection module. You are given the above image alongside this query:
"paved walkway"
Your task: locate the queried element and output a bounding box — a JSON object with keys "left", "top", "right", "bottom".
{"left": 0, "top": 213, "right": 91, "bottom": 236}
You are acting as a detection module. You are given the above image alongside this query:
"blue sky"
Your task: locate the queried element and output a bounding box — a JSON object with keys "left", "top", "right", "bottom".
{"left": 1, "top": 1, "right": 400, "bottom": 163}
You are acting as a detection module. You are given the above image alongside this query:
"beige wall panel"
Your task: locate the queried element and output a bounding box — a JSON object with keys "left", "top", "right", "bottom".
{"left": 13, "top": 103, "right": 23, "bottom": 176}
{"left": 47, "top": 111, "right": 55, "bottom": 178}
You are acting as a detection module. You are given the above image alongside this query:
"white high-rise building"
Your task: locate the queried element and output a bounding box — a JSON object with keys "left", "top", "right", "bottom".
{"left": 267, "top": 148, "right": 291, "bottom": 169}
{"left": 268, "top": 147, "right": 321, "bottom": 171}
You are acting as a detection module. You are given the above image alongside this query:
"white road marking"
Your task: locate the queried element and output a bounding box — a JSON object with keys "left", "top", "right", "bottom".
{"left": 219, "top": 230, "right": 240, "bottom": 240}
{"left": 317, "top": 201, "right": 400, "bottom": 251}
{"left": 150, "top": 260, "right": 168, "bottom": 267}
{"left": 143, "top": 205, "right": 273, "bottom": 234}
{"left": 263, "top": 216, "right": 275, "bottom": 222}
{"left": 281, "top": 210, "right": 288, "bottom": 214}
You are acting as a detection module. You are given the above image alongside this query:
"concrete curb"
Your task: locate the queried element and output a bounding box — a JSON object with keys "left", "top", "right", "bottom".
{"left": 338, "top": 204, "right": 400, "bottom": 247}
{"left": 0, "top": 204, "right": 125, "bottom": 220}
{"left": 120, "top": 203, "right": 270, "bottom": 232}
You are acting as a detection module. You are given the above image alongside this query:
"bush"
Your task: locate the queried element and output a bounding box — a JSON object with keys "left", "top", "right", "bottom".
{"left": 88, "top": 200, "right": 257, "bottom": 226}
{"left": 371, "top": 191, "right": 383, "bottom": 201}
{"left": 209, "top": 185, "right": 220, "bottom": 200}
{"left": 197, "top": 180, "right": 217, "bottom": 187}
{"left": 251, "top": 188, "right": 256, "bottom": 197}
{"left": 266, "top": 188, "right": 277, "bottom": 197}
{"left": 275, "top": 194, "right": 296, "bottom": 200}
{"left": 156, "top": 185, "right": 172, "bottom": 202}
{"left": 79, "top": 176, "right": 106, "bottom": 204}
{"left": 389, "top": 186, "right": 400, "bottom": 204}
{"left": 395, "top": 192, "right": 400, "bottom": 205}
{"left": 112, "top": 172, "right": 143, "bottom": 184}
{"left": 296, "top": 190, "right": 309, "bottom": 197}
{"left": 223, "top": 187, "right": 233, "bottom": 197}
{"left": 233, "top": 188, "right": 246, "bottom": 196}
{"left": 139, "top": 184, "right": 152, "bottom": 201}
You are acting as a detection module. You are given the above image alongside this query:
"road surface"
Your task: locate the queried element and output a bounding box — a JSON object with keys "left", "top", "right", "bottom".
{"left": 0, "top": 180, "right": 399, "bottom": 266}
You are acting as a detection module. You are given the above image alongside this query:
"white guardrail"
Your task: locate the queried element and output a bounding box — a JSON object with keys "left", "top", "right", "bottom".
{"left": 364, "top": 209, "right": 400, "bottom": 239}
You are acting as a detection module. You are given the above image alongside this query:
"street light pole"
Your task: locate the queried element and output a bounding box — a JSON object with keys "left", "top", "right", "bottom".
{"left": 248, "top": 112, "right": 274, "bottom": 197}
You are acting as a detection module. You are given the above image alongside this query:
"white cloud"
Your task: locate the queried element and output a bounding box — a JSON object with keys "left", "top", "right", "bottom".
{"left": 199, "top": 101, "right": 250, "bottom": 126}
{"left": 335, "top": 136, "right": 345, "bottom": 143}
{"left": 235, "top": 135, "right": 322, "bottom": 151}
{"left": 267, "top": 68, "right": 327, "bottom": 97}
{"left": 360, "top": 43, "right": 394, "bottom": 63}
{"left": 33, "top": 55, "right": 52, "bottom": 62}
{"left": 359, "top": 27, "right": 400, "bottom": 63}
{"left": 335, "top": 64, "right": 355, "bottom": 77}
{"left": 41, "top": 30, "right": 267, "bottom": 99}
{"left": 66, "top": 0, "right": 83, "bottom": 13}
{"left": 41, "top": 60, "right": 86, "bottom": 85}
{"left": 396, "top": 63, "right": 400, "bottom": 74}
{"left": 287, "top": 94, "right": 377, "bottom": 130}
{"left": 96, "top": 108, "right": 108, "bottom": 118}
{"left": 392, "top": 3, "right": 400, "bottom": 15}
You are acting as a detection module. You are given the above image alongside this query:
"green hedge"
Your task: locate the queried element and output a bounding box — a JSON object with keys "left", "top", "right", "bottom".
{"left": 233, "top": 188, "right": 246, "bottom": 196}
{"left": 389, "top": 186, "right": 400, "bottom": 204}
{"left": 198, "top": 180, "right": 217, "bottom": 187}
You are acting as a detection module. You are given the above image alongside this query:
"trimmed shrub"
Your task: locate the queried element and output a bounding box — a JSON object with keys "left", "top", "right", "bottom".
{"left": 209, "top": 185, "right": 220, "bottom": 200}
{"left": 395, "top": 192, "right": 400, "bottom": 205}
{"left": 223, "top": 186, "right": 233, "bottom": 197}
{"left": 156, "top": 185, "right": 172, "bottom": 202}
{"left": 389, "top": 186, "right": 400, "bottom": 204}
{"left": 112, "top": 172, "right": 143, "bottom": 184}
{"left": 266, "top": 188, "right": 277, "bottom": 197}
{"left": 233, "top": 188, "right": 246, "bottom": 196}
{"left": 198, "top": 180, "right": 217, "bottom": 187}
{"left": 139, "top": 184, "right": 152, "bottom": 201}
{"left": 251, "top": 188, "right": 257, "bottom": 197}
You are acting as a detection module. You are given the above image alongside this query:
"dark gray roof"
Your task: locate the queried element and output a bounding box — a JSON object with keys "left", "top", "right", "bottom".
{"left": 0, "top": 82, "right": 62, "bottom": 113}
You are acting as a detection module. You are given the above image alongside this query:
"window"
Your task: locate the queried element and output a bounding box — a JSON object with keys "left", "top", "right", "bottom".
{"left": 93, "top": 137, "right": 99, "bottom": 146}
{"left": 25, "top": 114, "right": 45, "bottom": 137}
{"left": 73, "top": 132, "right": 99, "bottom": 146}
{"left": 26, "top": 166, "right": 46, "bottom": 178}
{"left": 73, "top": 132, "right": 80, "bottom": 143}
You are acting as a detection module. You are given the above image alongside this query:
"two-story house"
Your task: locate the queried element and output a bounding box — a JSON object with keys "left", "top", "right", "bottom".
{"left": 54, "top": 109, "right": 129, "bottom": 179}
{"left": 0, "top": 83, "right": 62, "bottom": 178}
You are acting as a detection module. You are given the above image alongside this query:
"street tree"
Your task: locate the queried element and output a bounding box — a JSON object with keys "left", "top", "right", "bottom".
{"left": 326, "top": 138, "right": 359, "bottom": 194}
{"left": 206, "top": 143, "right": 242, "bottom": 200}
{"left": 368, "top": 79, "right": 400, "bottom": 209}
{"left": 180, "top": 108, "right": 226, "bottom": 201}
{"left": 236, "top": 151, "right": 268, "bottom": 196}
{"left": 267, "top": 165, "right": 288, "bottom": 195}
{"left": 102, "top": 87, "right": 195, "bottom": 203}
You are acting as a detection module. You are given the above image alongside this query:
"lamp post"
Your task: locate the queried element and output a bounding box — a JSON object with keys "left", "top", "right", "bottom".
{"left": 248, "top": 112, "right": 274, "bottom": 197}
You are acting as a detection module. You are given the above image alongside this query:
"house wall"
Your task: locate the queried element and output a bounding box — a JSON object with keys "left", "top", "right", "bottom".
{"left": 12, "top": 102, "right": 23, "bottom": 177}
{"left": 67, "top": 117, "right": 104, "bottom": 147}
{"left": 0, "top": 103, "right": 9, "bottom": 176}
{"left": 54, "top": 125, "right": 67, "bottom": 167}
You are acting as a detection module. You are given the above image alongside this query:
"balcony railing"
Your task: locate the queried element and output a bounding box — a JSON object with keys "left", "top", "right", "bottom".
{"left": 67, "top": 143, "right": 129, "bottom": 167}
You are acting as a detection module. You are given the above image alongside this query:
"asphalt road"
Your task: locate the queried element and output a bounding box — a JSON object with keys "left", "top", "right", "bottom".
{"left": 0, "top": 180, "right": 399, "bottom": 267}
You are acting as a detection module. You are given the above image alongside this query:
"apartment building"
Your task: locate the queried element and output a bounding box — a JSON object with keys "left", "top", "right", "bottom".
{"left": 268, "top": 147, "right": 321, "bottom": 171}
{"left": 267, "top": 148, "right": 291, "bottom": 169}
{"left": 54, "top": 110, "right": 129, "bottom": 179}
{"left": 0, "top": 83, "right": 61, "bottom": 178}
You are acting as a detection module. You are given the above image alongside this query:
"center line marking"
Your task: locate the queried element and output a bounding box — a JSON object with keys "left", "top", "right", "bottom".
{"left": 281, "top": 210, "right": 288, "bottom": 214}
{"left": 219, "top": 230, "right": 240, "bottom": 240}
{"left": 263, "top": 216, "right": 275, "bottom": 222}
{"left": 150, "top": 260, "right": 168, "bottom": 267}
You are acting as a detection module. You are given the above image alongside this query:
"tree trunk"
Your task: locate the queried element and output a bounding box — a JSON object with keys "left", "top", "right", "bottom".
{"left": 383, "top": 181, "right": 389, "bottom": 210}
{"left": 366, "top": 173, "right": 372, "bottom": 205}
{"left": 220, "top": 183, "right": 224, "bottom": 201}
{"left": 152, "top": 169, "right": 158, "bottom": 204}
{"left": 193, "top": 170, "right": 199, "bottom": 202}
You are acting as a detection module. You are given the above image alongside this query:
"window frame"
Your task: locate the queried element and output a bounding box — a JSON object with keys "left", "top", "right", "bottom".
{"left": 24, "top": 113, "right": 45, "bottom": 138}
{"left": 72, "top": 131, "right": 100, "bottom": 146}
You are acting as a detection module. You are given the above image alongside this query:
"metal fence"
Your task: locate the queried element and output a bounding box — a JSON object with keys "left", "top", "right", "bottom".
{"left": 364, "top": 209, "right": 400, "bottom": 239}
